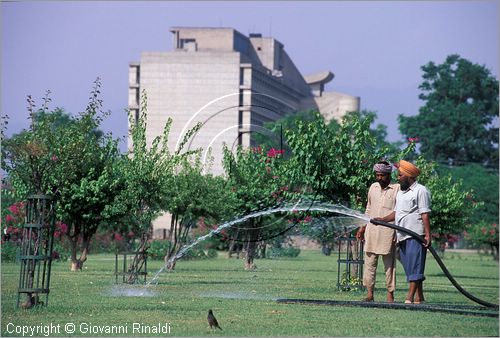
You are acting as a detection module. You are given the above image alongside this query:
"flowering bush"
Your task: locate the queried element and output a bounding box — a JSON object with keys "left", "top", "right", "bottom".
{"left": 191, "top": 217, "right": 228, "bottom": 251}
{"left": 1, "top": 202, "right": 71, "bottom": 261}
{"left": 1, "top": 202, "right": 25, "bottom": 261}
{"left": 148, "top": 240, "right": 172, "bottom": 260}
{"left": 464, "top": 222, "right": 498, "bottom": 260}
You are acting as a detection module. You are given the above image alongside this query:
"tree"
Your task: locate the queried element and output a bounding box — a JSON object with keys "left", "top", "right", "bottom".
{"left": 103, "top": 91, "right": 202, "bottom": 279}
{"left": 437, "top": 164, "right": 498, "bottom": 225}
{"left": 163, "top": 156, "right": 237, "bottom": 269}
{"left": 284, "top": 111, "right": 389, "bottom": 208}
{"left": 2, "top": 79, "right": 123, "bottom": 271}
{"left": 106, "top": 98, "right": 175, "bottom": 247}
{"left": 252, "top": 109, "right": 331, "bottom": 158}
{"left": 222, "top": 144, "right": 295, "bottom": 269}
{"left": 437, "top": 164, "right": 498, "bottom": 260}
{"left": 399, "top": 54, "right": 499, "bottom": 167}
{"left": 413, "top": 157, "right": 478, "bottom": 255}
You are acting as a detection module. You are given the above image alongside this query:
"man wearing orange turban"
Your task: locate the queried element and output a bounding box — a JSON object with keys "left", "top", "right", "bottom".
{"left": 398, "top": 160, "right": 421, "bottom": 178}
{"left": 394, "top": 160, "right": 431, "bottom": 305}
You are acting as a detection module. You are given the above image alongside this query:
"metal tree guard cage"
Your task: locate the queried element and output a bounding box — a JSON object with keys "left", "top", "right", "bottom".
{"left": 17, "top": 195, "right": 56, "bottom": 308}
{"left": 115, "top": 250, "right": 148, "bottom": 284}
{"left": 337, "top": 233, "right": 365, "bottom": 291}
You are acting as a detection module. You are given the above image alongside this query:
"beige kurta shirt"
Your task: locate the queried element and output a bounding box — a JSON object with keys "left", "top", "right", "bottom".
{"left": 364, "top": 182, "right": 400, "bottom": 254}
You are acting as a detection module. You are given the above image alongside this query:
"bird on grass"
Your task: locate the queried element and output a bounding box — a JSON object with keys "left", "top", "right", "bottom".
{"left": 207, "top": 309, "right": 222, "bottom": 330}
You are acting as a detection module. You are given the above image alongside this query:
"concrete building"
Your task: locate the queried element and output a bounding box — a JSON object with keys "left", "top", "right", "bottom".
{"left": 128, "top": 27, "right": 359, "bottom": 237}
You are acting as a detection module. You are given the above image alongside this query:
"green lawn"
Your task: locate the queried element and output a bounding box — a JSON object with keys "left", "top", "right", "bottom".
{"left": 1, "top": 250, "right": 498, "bottom": 336}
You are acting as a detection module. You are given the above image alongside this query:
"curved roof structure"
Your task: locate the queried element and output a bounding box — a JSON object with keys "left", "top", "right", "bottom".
{"left": 304, "top": 71, "right": 334, "bottom": 85}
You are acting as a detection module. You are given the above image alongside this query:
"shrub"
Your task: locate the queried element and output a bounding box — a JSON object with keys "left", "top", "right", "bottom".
{"left": 182, "top": 247, "right": 218, "bottom": 260}
{"left": 464, "top": 222, "right": 499, "bottom": 260}
{"left": 338, "top": 271, "right": 363, "bottom": 291}
{"left": 266, "top": 246, "right": 300, "bottom": 258}
{"left": 147, "top": 240, "right": 171, "bottom": 260}
{"left": 1, "top": 241, "right": 20, "bottom": 262}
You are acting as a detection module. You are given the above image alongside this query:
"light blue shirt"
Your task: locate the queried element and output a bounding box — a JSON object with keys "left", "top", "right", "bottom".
{"left": 394, "top": 181, "right": 431, "bottom": 242}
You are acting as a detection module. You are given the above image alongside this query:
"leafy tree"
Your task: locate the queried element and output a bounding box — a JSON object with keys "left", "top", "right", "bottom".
{"left": 103, "top": 91, "right": 202, "bottom": 278}
{"left": 253, "top": 109, "right": 333, "bottom": 157}
{"left": 105, "top": 96, "right": 175, "bottom": 248}
{"left": 224, "top": 112, "right": 397, "bottom": 260}
{"left": 437, "top": 164, "right": 498, "bottom": 224}
{"left": 413, "top": 157, "right": 478, "bottom": 252}
{"left": 399, "top": 54, "right": 499, "bottom": 167}
{"left": 2, "top": 79, "right": 123, "bottom": 271}
{"left": 347, "top": 110, "right": 404, "bottom": 159}
{"left": 257, "top": 110, "right": 402, "bottom": 162}
{"left": 436, "top": 164, "right": 498, "bottom": 260}
{"left": 284, "top": 111, "right": 389, "bottom": 208}
{"left": 163, "top": 156, "right": 237, "bottom": 269}
{"left": 223, "top": 144, "right": 295, "bottom": 269}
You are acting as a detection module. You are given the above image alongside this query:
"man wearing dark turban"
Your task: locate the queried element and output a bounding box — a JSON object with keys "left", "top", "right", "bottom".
{"left": 356, "top": 160, "right": 400, "bottom": 302}
{"left": 394, "top": 160, "right": 431, "bottom": 304}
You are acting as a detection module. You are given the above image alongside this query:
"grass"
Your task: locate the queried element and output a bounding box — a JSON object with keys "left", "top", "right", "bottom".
{"left": 1, "top": 250, "right": 498, "bottom": 336}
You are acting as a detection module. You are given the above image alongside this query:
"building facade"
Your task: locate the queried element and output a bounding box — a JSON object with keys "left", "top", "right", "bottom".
{"left": 128, "top": 27, "right": 360, "bottom": 237}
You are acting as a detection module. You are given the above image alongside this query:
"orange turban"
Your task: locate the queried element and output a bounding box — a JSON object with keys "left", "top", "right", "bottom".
{"left": 398, "top": 160, "right": 420, "bottom": 177}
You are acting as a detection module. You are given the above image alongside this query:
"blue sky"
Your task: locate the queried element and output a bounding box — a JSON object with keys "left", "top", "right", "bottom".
{"left": 2, "top": 1, "right": 498, "bottom": 149}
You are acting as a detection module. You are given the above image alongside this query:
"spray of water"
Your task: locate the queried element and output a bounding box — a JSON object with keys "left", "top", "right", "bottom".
{"left": 146, "top": 201, "right": 369, "bottom": 287}
{"left": 106, "top": 285, "right": 156, "bottom": 297}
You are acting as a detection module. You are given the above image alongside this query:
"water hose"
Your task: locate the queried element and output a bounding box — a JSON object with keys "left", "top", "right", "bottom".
{"left": 369, "top": 218, "right": 498, "bottom": 309}
{"left": 276, "top": 298, "right": 498, "bottom": 317}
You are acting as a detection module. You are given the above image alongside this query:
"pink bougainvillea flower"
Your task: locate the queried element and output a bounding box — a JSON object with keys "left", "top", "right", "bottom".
{"left": 267, "top": 148, "right": 285, "bottom": 158}
{"left": 60, "top": 223, "right": 68, "bottom": 233}
{"left": 7, "top": 204, "right": 18, "bottom": 215}
{"left": 114, "top": 233, "right": 123, "bottom": 241}
{"left": 5, "top": 214, "right": 14, "bottom": 224}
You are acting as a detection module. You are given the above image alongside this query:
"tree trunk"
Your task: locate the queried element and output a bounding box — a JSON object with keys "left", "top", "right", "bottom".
{"left": 165, "top": 214, "right": 178, "bottom": 270}
{"left": 126, "top": 230, "right": 151, "bottom": 284}
{"left": 244, "top": 219, "right": 258, "bottom": 270}
{"left": 23, "top": 232, "right": 42, "bottom": 309}
{"left": 68, "top": 232, "right": 90, "bottom": 271}
{"left": 228, "top": 228, "right": 242, "bottom": 258}
{"left": 491, "top": 242, "right": 499, "bottom": 261}
{"left": 69, "top": 235, "right": 80, "bottom": 271}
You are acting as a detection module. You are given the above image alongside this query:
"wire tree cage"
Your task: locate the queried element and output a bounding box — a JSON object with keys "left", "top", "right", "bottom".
{"left": 337, "top": 232, "right": 365, "bottom": 291}
{"left": 17, "top": 195, "right": 56, "bottom": 308}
